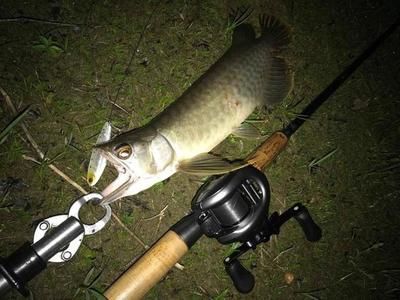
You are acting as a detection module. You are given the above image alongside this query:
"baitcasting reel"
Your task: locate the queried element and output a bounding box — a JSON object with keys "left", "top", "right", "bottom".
{"left": 190, "top": 166, "right": 322, "bottom": 293}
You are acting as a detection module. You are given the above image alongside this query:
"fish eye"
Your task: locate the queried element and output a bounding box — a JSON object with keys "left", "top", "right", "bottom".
{"left": 114, "top": 143, "right": 132, "bottom": 160}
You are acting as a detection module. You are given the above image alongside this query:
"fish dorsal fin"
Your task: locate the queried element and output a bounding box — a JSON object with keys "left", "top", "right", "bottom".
{"left": 259, "top": 15, "right": 290, "bottom": 48}
{"left": 178, "top": 153, "right": 248, "bottom": 176}
{"left": 231, "top": 23, "right": 256, "bottom": 46}
{"left": 232, "top": 122, "right": 264, "bottom": 139}
{"left": 229, "top": 7, "right": 255, "bottom": 47}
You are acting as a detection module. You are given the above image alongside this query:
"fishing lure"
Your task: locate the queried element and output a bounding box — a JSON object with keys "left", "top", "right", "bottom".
{"left": 87, "top": 121, "right": 112, "bottom": 186}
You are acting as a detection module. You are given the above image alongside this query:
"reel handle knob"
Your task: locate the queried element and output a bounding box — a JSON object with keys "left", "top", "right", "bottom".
{"left": 293, "top": 204, "right": 322, "bottom": 242}
{"left": 224, "top": 258, "right": 255, "bottom": 294}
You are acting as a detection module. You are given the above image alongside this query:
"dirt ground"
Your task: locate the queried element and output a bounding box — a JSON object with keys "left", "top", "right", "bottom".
{"left": 1, "top": 0, "right": 399, "bottom": 299}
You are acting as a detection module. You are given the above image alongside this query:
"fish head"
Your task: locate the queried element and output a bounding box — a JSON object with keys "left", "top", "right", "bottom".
{"left": 95, "top": 127, "right": 176, "bottom": 205}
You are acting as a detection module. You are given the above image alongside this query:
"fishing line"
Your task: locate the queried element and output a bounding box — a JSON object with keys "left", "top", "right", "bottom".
{"left": 282, "top": 17, "right": 400, "bottom": 137}
{"left": 106, "top": 1, "right": 161, "bottom": 123}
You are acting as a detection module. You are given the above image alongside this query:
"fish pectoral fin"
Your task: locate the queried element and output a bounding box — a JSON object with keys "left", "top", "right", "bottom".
{"left": 232, "top": 122, "right": 264, "bottom": 139}
{"left": 178, "top": 153, "right": 248, "bottom": 176}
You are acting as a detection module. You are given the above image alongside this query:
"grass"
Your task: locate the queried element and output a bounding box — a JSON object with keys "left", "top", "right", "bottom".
{"left": 0, "top": 105, "right": 31, "bottom": 145}
{"left": 307, "top": 148, "right": 338, "bottom": 174}
{"left": 0, "top": 0, "right": 399, "bottom": 299}
{"left": 224, "top": 6, "right": 253, "bottom": 38}
{"left": 120, "top": 210, "right": 135, "bottom": 225}
{"left": 73, "top": 266, "right": 106, "bottom": 300}
{"left": 32, "top": 35, "right": 65, "bottom": 56}
{"left": 213, "top": 289, "right": 229, "bottom": 300}
{"left": 1, "top": 135, "right": 25, "bottom": 164}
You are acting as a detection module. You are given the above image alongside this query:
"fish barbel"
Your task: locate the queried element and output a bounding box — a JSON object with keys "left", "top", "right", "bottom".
{"left": 96, "top": 15, "right": 291, "bottom": 205}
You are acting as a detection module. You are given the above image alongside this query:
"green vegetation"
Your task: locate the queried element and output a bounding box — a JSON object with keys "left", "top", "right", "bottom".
{"left": 0, "top": 0, "right": 399, "bottom": 299}
{"left": 0, "top": 106, "right": 31, "bottom": 145}
{"left": 74, "top": 266, "right": 106, "bottom": 300}
{"left": 32, "top": 35, "right": 65, "bottom": 56}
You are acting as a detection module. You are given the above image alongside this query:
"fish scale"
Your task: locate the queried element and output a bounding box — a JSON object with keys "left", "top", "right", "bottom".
{"left": 96, "top": 15, "right": 291, "bottom": 204}
{"left": 155, "top": 44, "right": 281, "bottom": 159}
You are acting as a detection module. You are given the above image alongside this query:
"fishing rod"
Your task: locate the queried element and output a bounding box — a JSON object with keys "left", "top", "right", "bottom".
{"left": 249, "top": 15, "right": 400, "bottom": 170}
{"left": 103, "top": 17, "right": 400, "bottom": 300}
{"left": 104, "top": 158, "right": 322, "bottom": 300}
{"left": 0, "top": 15, "right": 398, "bottom": 300}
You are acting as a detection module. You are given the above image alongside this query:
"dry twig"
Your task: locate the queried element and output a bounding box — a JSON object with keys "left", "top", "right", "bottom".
{"left": 273, "top": 245, "right": 294, "bottom": 262}
{"left": 111, "top": 211, "right": 149, "bottom": 250}
{"left": 0, "top": 16, "right": 81, "bottom": 27}
{"left": 143, "top": 205, "right": 169, "bottom": 221}
{"left": 1, "top": 87, "right": 147, "bottom": 249}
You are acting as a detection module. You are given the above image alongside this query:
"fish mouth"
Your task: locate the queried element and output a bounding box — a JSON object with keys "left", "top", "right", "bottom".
{"left": 96, "top": 144, "right": 178, "bottom": 206}
{"left": 98, "top": 151, "right": 137, "bottom": 205}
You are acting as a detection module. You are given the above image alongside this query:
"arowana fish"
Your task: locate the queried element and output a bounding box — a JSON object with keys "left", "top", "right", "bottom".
{"left": 95, "top": 14, "right": 291, "bottom": 205}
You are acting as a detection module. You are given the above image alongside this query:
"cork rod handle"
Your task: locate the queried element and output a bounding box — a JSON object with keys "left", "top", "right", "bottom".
{"left": 246, "top": 131, "right": 289, "bottom": 171}
{"left": 104, "top": 231, "right": 188, "bottom": 300}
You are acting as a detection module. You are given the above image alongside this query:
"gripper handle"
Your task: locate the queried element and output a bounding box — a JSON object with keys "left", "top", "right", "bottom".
{"left": 104, "top": 231, "right": 188, "bottom": 300}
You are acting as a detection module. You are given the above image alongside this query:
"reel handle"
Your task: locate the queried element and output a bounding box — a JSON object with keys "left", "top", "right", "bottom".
{"left": 224, "top": 258, "right": 254, "bottom": 294}
{"left": 293, "top": 204, "right": 322, "bottom": 242}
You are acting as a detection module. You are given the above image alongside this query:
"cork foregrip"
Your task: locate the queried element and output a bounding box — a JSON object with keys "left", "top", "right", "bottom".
{"left": 246, "top": 131, "right": 288, "bottom": 170}
{"left": 104, "top": 231, "right": 188, "bottom": 300}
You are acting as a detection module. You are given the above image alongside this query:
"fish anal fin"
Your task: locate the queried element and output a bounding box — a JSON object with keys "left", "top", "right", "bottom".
{"left": 178, "top": 153, "right": 248, "bottom": 176}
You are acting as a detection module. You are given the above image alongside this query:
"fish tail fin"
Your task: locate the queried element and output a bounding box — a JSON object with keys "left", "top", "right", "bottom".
{"left": 259, "top": 15, "right": 290, "bottom": 48}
